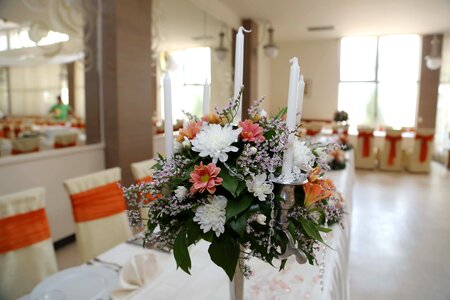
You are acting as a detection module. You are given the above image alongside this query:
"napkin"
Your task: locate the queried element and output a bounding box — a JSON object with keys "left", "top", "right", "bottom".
{"left": 111, "top": 253, "right": 159, "bottom": 300}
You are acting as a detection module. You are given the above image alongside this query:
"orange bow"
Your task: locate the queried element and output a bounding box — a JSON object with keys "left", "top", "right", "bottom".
{"left": 415, "top": 134, "right": 434, "bottom": 163}
{"left": 306, "top": 129, "right": 320, "bottom": 136}
{"left": 54, "top": 142, "right": 77, "bottom": 149}
{"left": 358, "top": 132, "right": 373, "bottom": 158}
{"left": 386, "top": 135, "right": 402, "bottom": 165}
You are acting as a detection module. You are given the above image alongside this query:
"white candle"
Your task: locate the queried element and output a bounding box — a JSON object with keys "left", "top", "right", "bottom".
{"left": 163, "top": 73, "right": 174, "bottom": 158}
{"left": 281, "top": 57, "right": 300, "bottom": 179}
{"left": 296, "top": 75, "right": 305, "bottom": 124}
{"left": 202, "top": 79, "right": 210, "bottom": 116}
{"left": 233, "top": 26, "right": 250, "bottom": 122}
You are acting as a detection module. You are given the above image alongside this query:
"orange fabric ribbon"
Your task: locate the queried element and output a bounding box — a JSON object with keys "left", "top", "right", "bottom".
{"left": 69, "top": 182, "right": 126, "bottom": 223}
{"left": 54, "top": 142, "right": 77, "bottom": 149}
{"left": 306, "top": 129, "right": 320, "bottom": 136}
{"left": 0, "top": 208, "right": 51, "bottom": 254}
{"left": 415, "top": 134, "right": 434, "bottom": 163}
{"left": 386, "top": 135, "right": 402, "bottom": 165}
{"left": 11, "top": 147, "right": 39, "bottom": 155}
{"left": 136, "top": 176, "right": 158, "bottom": 202}
{"left": 358, "top": 132, "right": 373, "bottom": 158}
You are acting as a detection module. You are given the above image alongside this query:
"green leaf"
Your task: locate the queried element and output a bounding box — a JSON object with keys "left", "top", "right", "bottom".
{"left": 274, "top": 107, "right": 287, "bottom": 119}
{"left": 229, "top": 212, "right": 250, "bottom": 237}
{"left": 186, "top": 219, "right": 202, "bottom": 246}
{"left": 173, "top": 229, "right": 191, "bottom": 274}
{"left": 226, "top": 193, "right": 253, "bottom": 221}
{"left": 235, "top": 181, "right": 246, "bottom": 197}
{"left": 299, "top": 218, "right": 323, "bottom": 243}
{"left": 279, "top": 259, "right": 288, "bottom": 271}
{"left": 208, "top": 231, "right": 240, "bottom": 281}
{"left": 318, "top": 226, "right": 332, "bottom": 233}
{"left": 220, "top": 169, "right": 239, "bottom": 196}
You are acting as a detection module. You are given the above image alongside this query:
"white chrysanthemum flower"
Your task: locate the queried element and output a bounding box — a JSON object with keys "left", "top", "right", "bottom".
{"left": 293, "top": 139, "right": 316, "bottom": 173}
{"left": 174, "top": 141, "right": 183, "bottom": 154}
{"left": 191, "top": 124, "right": 242, "bottom": 163}
{"left": 246, "top": 174, "right": 273, "bottom": 201}
{"left": 174, "top": 186, "right": 188, "bottom": 200}
{"left": 193, "top": 195, "right": 228, "bottom": 237}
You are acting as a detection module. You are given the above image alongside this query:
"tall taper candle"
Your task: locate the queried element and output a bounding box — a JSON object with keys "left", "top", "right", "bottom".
{"left": 296, "top": 74, "right": 305, "bottom": 124}
{"left": 281, "top": 57, "right": 299, "bottom": 179}
{"left": 163, "top": 73, "right": 174, "bottom": 158}
{"left": 203, "top": 79, "right": 210, "bottom": 116}
{"left": 233, "top": 26, "right": 250, "bottom": 123}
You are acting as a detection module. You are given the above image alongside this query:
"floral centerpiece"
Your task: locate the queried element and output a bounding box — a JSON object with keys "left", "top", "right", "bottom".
{"left": 124, "top": 93, "right": 344, "bottom": 280}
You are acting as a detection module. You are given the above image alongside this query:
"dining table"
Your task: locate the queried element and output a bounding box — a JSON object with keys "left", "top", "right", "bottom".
{"left": 24, "top": 151, "right": 355, "bottom": 300}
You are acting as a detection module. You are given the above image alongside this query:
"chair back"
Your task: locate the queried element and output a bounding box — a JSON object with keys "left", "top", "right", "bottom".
{"left": 12, "top": 137, "right": 40, "bottom": 155}
{"left": 304, "top": 123, "right": 322, "bottom": 136}
{"left": 355, "top": 126, "right": 376, "bottom": 169}
{"left": 131, "top": 158, "right": 157, "bottom": 183}
{"left": 54, "top": 133, "right": 78, "bottom": 148}
{"left": 380, "top": 129, "right": 403, "bottom": 171}
{"left": 64, "top": 167, "right": 132, "bottom": 261}
{"left": 0, "top": 187, "right": 57, "bottom": 300}
{"left": 406, "top": 128, "right": 434, "bottom": 173}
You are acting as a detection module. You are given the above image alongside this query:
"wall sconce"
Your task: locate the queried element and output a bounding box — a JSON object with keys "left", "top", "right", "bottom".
{"left": 214, "top": 32, "right": 228, "bottom": 61}
{"left": 263, "top": 27, "right": 279, "bottom": 58}
{"left": 425, "top": 35, "right": 442, "bottom": 70}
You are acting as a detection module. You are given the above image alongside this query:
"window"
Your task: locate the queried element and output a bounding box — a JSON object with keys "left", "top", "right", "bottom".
{"left": 338, "top": 35, "right": 421, "bottom": 129}
{"left": 160, "top": 47, "right": 211, "bottom": 122}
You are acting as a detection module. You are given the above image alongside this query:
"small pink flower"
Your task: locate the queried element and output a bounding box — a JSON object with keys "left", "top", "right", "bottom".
{"left": 238, "top": 119, "right": 265, "bottom": 142}
{"left": 189, "top": 162, "right": 223, "bottom": 194}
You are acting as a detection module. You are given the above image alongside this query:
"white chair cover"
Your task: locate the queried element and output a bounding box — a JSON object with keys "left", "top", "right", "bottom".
{"left": 406, "top": 128, "right": 435, "bottom": 173}
{"left": 64, "top": 167, "right": 132, "bottom": 262}
{"left": 0, "top": 187, "right": 58, "bottom": 300}
{"left": 12, "top": 137, "right": 40, "bottom": 154}
{"left": 54, "top": 132, "right": 78, "bottom": 147}
{"left": 355, "top": 126, "right": 376, "bottom": 169}
{"left": 130, "top": 159, "right": 157, "bottom": 182}
{"left": 379, "top": 129, "right": 403, "bottom": 171}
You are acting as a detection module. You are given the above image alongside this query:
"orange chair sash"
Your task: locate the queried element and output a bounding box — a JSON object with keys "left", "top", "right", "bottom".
{"left": 54, "top": 141, "right": 77, "bottom": 149}
{"left": 306, "top": 129, "right": 320, "bottom": 136}
{"left": 415, "top": 134, "right": 434, "bottom": 163}
{"left": 386, "top": 135, "right": 402, "bottom": 165}
{"left": 70, "top": 182, "right": 126, "bottom": 223}
{"left": 11, "top": 147, "right": 39, "bottom": 155}
{"left": 358, "top": 132, "right": 373, "bottom": 158}
{"left": 0, "top": 208, "right": 51, "bottom": 254}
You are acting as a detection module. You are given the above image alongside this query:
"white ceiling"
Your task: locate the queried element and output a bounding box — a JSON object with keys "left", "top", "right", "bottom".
{"left": 217, "top": 0, "right": 450, "bottom": 41}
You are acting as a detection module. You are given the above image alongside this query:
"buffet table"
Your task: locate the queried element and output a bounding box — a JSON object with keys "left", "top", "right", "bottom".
{"left": 26, "top": 151, "right": 355, "bottom": 300}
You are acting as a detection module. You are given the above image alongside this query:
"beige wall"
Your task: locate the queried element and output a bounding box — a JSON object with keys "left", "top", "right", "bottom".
{"left": 269, "top": 39, "right": 340, "bottom": 119}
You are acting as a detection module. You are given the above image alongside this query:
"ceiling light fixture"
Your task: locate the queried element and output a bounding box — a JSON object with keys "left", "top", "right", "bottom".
{"left": 214, "top": 31, "right": 228, "bottom": 61}
{"left": 425, "top": 35, "right": 442, "bottom": 70}
{"left": 263, "top": 27, "right": 279, "bottom": 58}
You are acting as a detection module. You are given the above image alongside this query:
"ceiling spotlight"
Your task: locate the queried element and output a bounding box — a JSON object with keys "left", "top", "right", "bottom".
{"left": 425, "top": 35, "right": 442, "bottom": 70}
{"left": 263, "top": 27, "right": 279, "bottom": 58}
{"left": 214, "top": 32, "right": 228, "bottom": 61}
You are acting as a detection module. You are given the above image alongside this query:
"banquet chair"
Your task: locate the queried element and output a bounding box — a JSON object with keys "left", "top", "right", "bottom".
{"left": 131, "top": 158, "right": 157, "bottom": 183}
{"left": 379, "top": 129, "right": 403, "bottom": 171}
{"left": 11, "top": 136, "right": 40, "bottom": 155}
{"left": 405, "top": 128, "right": 434, "bottom": 173}
{"left": 355, "top": 126, "right": 376, "bottom": 169}
{"left": 54, "top": 132, "right": 78, "bottom": 148}
{"left": 131, "top": 159, "right": 158, "bottom": 225}
{"left": 64, "top": 167, "right": 132, "bottom": 262}
{"left": 304, "top": 123, "right": 322, "bottom": 136}
{"left": 332, "top": 124, "right": 349, "bottom": 135}
{"left": 0, "top": 187, "right": 58, "bottom": 300}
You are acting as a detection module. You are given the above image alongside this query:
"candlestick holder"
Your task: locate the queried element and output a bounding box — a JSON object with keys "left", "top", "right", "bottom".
{"left": 272, "top": 178, "right": 308, "bottom": 264}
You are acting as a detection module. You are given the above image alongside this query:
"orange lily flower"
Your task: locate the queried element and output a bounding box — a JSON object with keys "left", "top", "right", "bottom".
{"left": 308, "top": 167, "right": 322, "bottom": 183}
{"left": 176, "top": 121, "right": 202, "bottom": 143}
{"left": 303, "top": 182, "right": 332, "bottom": 208}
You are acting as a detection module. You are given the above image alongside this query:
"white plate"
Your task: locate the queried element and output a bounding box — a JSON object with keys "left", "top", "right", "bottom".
{"left": 30, "top": 265, "right": 118, "bottom": 300}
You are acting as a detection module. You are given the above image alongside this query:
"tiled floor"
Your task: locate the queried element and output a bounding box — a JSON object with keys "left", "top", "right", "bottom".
{"left": 55, "top": 162, "right": 450, "bottom": 299}
{"left": 349, "top": 163, "right": 450, "bottom": 300}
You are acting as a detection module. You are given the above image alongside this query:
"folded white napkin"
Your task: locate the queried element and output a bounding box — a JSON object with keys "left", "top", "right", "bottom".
{"left": 111, "top": 253, "right": 159, "bottom": 300}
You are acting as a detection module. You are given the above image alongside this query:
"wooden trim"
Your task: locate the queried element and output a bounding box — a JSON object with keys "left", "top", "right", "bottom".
{"left": 67, "top": 62, "right": 76, "bottom": 110}
{"left": 241, "top": 19, "right": 258, "bottom": 120}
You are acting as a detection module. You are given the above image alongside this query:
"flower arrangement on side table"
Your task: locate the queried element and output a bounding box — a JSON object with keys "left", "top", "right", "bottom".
{"left": 124, "top": 94, "right": 344, "bottom": 281}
